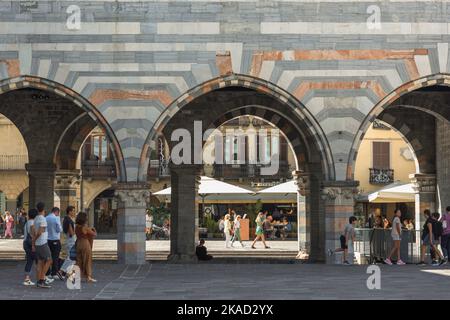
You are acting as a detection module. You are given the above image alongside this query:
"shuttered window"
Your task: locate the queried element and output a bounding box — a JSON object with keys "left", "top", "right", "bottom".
{"left": 373, "top": 141, "right": 390, "bottom": 169}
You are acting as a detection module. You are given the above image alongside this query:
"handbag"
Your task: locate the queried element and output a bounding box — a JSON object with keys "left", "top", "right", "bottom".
{"left": 69, "top": 241, "right": 77, "bottom": 261}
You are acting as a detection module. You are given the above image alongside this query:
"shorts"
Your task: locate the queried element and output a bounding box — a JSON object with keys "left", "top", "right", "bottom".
{"left": 421, "top": 234, "right": 439, "bottom": 246}
{"left": 35, "top": 243, "right": 52, "bottom": 261}
{"left": 255, "top": 226, "right": 264, "bottom": 236}
{"left": 392, "top": 234, "right": 401, "bottom": 241}
{"left": 339, "top": 235, "right": 347, "bottom": 249}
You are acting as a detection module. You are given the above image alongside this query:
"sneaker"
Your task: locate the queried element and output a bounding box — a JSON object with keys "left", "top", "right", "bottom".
{"left": 384, "top": 258, "right": 393, "bottom": 265}
{"left": 343, "top": 260, "right": 351, "bottom": 265}
{"left": 45, "top": 276, "right": 54, "bottom": 284}
{"left": 432, "top": 261, "right": 440, "bottom": 266}
{"left": 54, "top": 272, "right": 64, "bottom": 281}
{"left": 23, "top": 279, "right": 35, "bottom": 286}
{"left": 417, "top": 261, "right": 426, "bottom": 266}
{"left": 439, "top": 259, "right": 447, "bottom": 266}
{"left": 37, "top": 280, "right": 51, "bottom": 289}
{"left": 396, "top": 260, "right": 406, "bottom": 265}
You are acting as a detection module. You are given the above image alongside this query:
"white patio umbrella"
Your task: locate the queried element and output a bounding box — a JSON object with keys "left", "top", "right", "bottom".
{"left": 153, "top": 176, "right": 254, "bottom": 195}
{"left": 368, "top": 182, "right": 415, "bottom": 203}
{"left": 258, "top": 180, "right": 297, "bottom": 194}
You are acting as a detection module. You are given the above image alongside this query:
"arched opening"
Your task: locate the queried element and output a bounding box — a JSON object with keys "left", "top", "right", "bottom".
{"left": 0, "top": 76, "right": 126, "bottom": 217}
{"left": 349, "top": 74, "right": 450, "bottom": 234}
{"left": 143, "top": 75, "right": 334, "bottom": 262}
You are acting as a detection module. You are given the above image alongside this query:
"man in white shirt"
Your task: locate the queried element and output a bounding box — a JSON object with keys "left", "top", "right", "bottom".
{"left": 33, "top": 202, "right": 53, "bottom": 288}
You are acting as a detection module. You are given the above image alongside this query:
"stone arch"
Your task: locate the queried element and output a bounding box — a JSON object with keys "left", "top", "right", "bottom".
{"left": 0, "top": 75, "right": 126, "bottom": 182}
{"left": 138, "top": 74, "right": 334, "bottom": 183}
{"left": 347, "top": 73, "right": 450, "bottom": 180}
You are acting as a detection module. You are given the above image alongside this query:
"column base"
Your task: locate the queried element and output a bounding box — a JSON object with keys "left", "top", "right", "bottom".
{"left": 117, "top": 252, "right": 147, "bottom": 265}
{"left": 167, "top": 253, "right": 198, "bottom": 264}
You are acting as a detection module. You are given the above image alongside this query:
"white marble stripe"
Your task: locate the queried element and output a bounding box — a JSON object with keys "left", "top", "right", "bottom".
{"left": 413, "top": 55, "right": 432, "bottom": 77}
{"left": 0, "top": 22, "right": 140, "bottom": 35}
{"left": 37, "top": 59, "right": 51, "bottom": 78}
{"left": 157, "top": 22, "right": 220, "bottom": 35}
{"left": 259, "top": 61, "right": 276, "bottom": 81}
{"left": 437, "top": 43, "right": 449, "bottom": 73}
{"left": 57, "top": 63, "right": 194, "bottom": 72}
{"left": 277, "top": 69, "right": 403, "bottom": 92}
{"left": 73, "top": 76, "right": 189, "bottom": 94}
{"left": 261, "top": 22, "right": 450, "bottom": 35}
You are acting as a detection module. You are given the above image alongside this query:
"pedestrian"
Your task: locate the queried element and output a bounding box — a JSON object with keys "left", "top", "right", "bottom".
{"left": 4, "top": 211, "right": 13, "bottom": 238}
{"left": 440, "top": 206, "right": 450, "bottom": 264}
{"left": 251, "top": 212, "right": 270, "bottom": 249}
{"left": 431, "top": 212, "right": 445, "bottom": 266}
{"left": 22, "top": 208, "right": 37, "bottom": 286}
{"left": 75, "top": 212, "right": 97, "bottom": 282}
{"left": 45, "top": 207, "right": 64, "bottom": 280}
{"left": 384, "top": 209, "right": 406, "bottom": 265}
{"left": 328, "top": 216, "right": 357, "bottom": 264}
{"left": 195, "top": 239, "right": 213, "bottom": 261}
{"left": 18, "top": 209, "right": 27, "bottom": 237}
{"left": 231, "top": 215, "right": 244, "bottom": 247}
{"left": 33, "top": 202, "right": 53, "bottom": 288}
{"left": 223, "top": 214, "right": 232, "bottom": 248}
{"left": 418, "top": 210, "right": 445, "bottom": 266}
{"left": 60, "top": 206, "right": 77, "bottom": 277}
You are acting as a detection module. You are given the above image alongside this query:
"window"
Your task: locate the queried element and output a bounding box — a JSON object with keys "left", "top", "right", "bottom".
{"left": 373, "top": 141, "right": 390, "bottom": 169}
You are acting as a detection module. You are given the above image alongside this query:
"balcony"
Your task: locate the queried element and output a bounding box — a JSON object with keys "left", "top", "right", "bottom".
{"left": 81, "top": 159, "right": 116, "bottom": 179}
{"left": 148, "top": 159, "right": 170, "bottom": 179}
{"left": 369, "top": 168, "right": 394, "bottom": 184}
{"left": 213, "top": 163, "right": 293, "bottom": 180}
{"left": 0, "top": 155, "right": 27, "bottom": 170}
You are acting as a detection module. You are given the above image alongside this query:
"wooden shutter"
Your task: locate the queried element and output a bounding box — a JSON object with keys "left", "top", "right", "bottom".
{"left": 373, "top": 142, "right": 390, "bottom": 169}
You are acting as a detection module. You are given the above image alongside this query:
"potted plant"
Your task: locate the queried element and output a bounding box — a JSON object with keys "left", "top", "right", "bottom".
{"left": 204, "top": 215, "right": 218, "bottom": 239}
{"left": 245, "top": 199, "right": 262, "bottom": 237}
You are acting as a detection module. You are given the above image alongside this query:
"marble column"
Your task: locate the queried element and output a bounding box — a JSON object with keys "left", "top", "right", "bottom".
{"left": 292, "top": 170, "right": 309, "bottom": 255}
{"left": 168, "top": 164, "right": 202, "bottom": 263}
{"left": 54, "top": 170, "right": 80, "bottom": 214}
{"left": 321, "top": 181, "right": 359, "bottom": 264}
{"left": 115, "top": 183, "right": 150, "bottom": 265}
{"left": 25, "top": 163, "right": 56, "bottom": 211}
{"left": 410, "top": 173, "right": 436, "bottom": 229}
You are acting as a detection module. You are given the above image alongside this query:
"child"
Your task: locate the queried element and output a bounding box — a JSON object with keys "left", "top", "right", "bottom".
{"left": 328, "top": 216, "right": 357, "bottom": 265}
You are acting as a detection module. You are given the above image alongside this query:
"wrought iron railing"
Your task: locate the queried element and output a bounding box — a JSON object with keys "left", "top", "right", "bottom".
{"left": 148, "top": 159, "right": 170, "bottom": 178}
{"left": 81, "top": 160, "right": 116, "bottom": 178}
{"left": 369, "top": 168, "right": 394, "bottom": 184}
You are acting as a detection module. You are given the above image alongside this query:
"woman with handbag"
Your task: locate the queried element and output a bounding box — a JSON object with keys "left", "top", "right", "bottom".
{"left": 75, "top": 212, "right": 97, "bottom": 283}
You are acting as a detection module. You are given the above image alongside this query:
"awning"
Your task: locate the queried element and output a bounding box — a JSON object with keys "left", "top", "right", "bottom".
{"left": 153, "top": 176, "right": 254, "bottom": 196}
{"left": 367, "top": 182, "right": 415, "bottom": 203}
{"left": 257, "top": 180, "right": 297, "bottom": 194}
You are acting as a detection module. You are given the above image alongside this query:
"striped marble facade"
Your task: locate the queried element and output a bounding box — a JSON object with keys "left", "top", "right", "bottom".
{"left": 1, "top": 0, "right": 450, "bottom": 183}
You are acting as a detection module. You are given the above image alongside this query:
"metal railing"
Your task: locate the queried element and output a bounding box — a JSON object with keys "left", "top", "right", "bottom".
{"left": 0, "top": 155, "right": 28, "bottom": 170}
{"left": 81, "top": 160, "right": 116, "bottom": 178}
{"left": 369, "top": 168, "right": 394, "bottom": 184}
{"left": 148, "top": 159, "right": 170, "bottom": 178}
{"left": 354, "top": 228, "right": 424, "bottom": 264}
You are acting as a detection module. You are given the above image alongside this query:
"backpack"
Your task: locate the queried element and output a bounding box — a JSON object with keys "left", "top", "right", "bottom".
{"left": 433, "top": 220, "right": 443, "bottom": 239}
{"left": 23, "top": 222, "right": 33, "bottom": 247}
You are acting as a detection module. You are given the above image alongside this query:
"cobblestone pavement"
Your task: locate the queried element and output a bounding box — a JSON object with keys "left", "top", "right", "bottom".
{"left": 0, "top": 261, "right": 449, "bottom": 300}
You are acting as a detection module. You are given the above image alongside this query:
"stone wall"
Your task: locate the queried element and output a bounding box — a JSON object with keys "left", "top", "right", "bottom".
{"left": 436, "top": 119, "right": 450, "bottom": 213}
{"left": 1, "top": 1, "right": 449, "bottom": 182}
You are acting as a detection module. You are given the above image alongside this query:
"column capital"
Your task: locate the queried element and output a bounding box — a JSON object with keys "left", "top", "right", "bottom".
{"left": 292, "top": 170, "right": 310, "bottom": 196}
{"left": 320, "top": 181, "right": 359, "bottom": 202}
{"left": 55, "top": 169, "right": 81, "bottom": 188}
{"left": 114, "top": 183, "right": 151, "bottom": 208}
{"left": 409, "top": 173, "right": 436, "bottom": 193}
